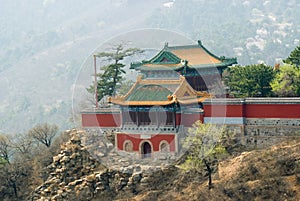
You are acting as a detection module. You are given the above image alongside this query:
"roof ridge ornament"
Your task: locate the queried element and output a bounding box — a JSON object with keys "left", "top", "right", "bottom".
{"left": 137, "top": 75, "right": 143, "bottom": 82}
{"left": 164, "top": 42, "right": 169, "bottom": 48}
{"left": 181, "top": 59, "right": 188, "bottom": 66}
{"left": 197, "top": 40, "right": 202, "bottom": 46}
{"left": 179, "top": 75, "right": 185, "bottom": 80}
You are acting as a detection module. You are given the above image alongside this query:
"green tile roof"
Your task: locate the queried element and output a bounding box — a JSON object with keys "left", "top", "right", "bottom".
{"left": 126, "top": 84, "right": 172, "bottom": 101}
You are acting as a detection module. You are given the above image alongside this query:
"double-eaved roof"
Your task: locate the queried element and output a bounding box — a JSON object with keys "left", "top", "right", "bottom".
{"left": 109, "top": 75, "right": 211, "bottom": 106}
{"left": 130, "top": 40, "right": 237, "bottom": 71}
{"left": 109, "top": 40, "right": 235, "bottom": 106}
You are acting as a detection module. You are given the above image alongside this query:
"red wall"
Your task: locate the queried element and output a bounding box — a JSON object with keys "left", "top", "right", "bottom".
{"left": 244, "top": 104, "right": 300, "bottom": 118}
{"left": 82, "top": 113, "right": 121, "bottom": 127}
{"left": 176, "top": 113, "right": 181, "bottom": 125}
{"left": 181, "top": 113, "right": 204, "bottom": 126}
{"left": 116, "top": 133, "right": 176, "bottom": 152}
{"left": 82, "top": 112, "right": 204, "bottom": 128}
{"left": 117, "top": 134, "right": 141, "bottom": 151}
{"left": 203, "top": 102, "right": 300, "bottom": 119}
{"left": 204, "top": 104, "right": 244, "bottom": 117}
{"left": 82, "top": 101, "right": 300, "bottom": 128}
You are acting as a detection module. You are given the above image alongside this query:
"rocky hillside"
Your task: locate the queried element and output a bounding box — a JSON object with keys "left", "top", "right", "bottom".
{"left": 29, "top": 130, "right": 300, "bottom": 201}
{"left": 29, "top": 130, "right": 180, "bottom": 201}
{"left": 148, "top": 140, "right": 300, "bottom": 201}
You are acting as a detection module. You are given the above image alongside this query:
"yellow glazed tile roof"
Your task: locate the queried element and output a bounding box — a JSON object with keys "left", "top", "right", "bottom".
{"left": 171, "top": 48, "right": 221, "bottom": 65}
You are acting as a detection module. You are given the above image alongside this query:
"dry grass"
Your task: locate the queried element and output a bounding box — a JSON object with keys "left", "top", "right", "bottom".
{"left": 127, "top": 139, "right": 300, "bottom": 201}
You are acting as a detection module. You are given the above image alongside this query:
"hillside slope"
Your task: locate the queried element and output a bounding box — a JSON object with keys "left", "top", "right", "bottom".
{"left": 131, "top": 140, "right": 300, "bottom": 201}
{"left": 30, "top": 130, "right": 300, "bottom": 201}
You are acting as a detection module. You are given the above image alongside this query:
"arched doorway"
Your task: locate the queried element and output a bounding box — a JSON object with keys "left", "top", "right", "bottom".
{"left": 141, "top": 141, "right": 152, "bottom": 158}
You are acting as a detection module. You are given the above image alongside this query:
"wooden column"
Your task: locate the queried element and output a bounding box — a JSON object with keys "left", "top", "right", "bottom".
{"left": 121, "top": 107, "right": 124, "bottom": 127}
{"left": 155, "top": 107, "right": 159, "bottom": 128}
{"left": 93, "top": 55, "right": 98, "bottom": 108}
{"left": 172, "top": 107, "right": 176, "bottom": 128}
{"left": 136, "top": 107, "right": 139, "bottom": 127}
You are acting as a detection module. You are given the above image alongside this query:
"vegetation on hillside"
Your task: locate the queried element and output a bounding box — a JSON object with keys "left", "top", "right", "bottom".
{"left": 283, "top": 45, "right": 300, "bottom": 67}
{"left": 0, "top": 125, "right": 299, "bottom": 200}
{"left": 152, "top": 139, "right": 300, "bottom": 201}
{"left": 0, "top": 124, "right": 69, "bottom": 201}
{"left": 1, "top": 0, "right": 299, "bottom": 133}
{"left": 0, "top": 0, "right": 160, "bottom": 133}
{"left": 0, "top": 1, "right": 299, "bottom": 200}
{"left": 181, "top": 121, "right": 235, "bottom": 189}
{"left": 225, "top": 45, "right": 300, "bottom": 97}
{"left": 28, "top": 123, "right": 59, "bottom": 148}
{"left": 271, "top": 64, "right": 300, "bottom": 97}
{"left": 148, "top": 0, "right": 300, "bottom": 65}
{"left": 224, "top": 64, "right": 275, "bottom": 97}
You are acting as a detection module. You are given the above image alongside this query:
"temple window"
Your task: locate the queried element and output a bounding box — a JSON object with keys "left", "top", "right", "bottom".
{"left": 124, "top": 140, "right": 133, "bottom": 152}
{"left": 160, "top": 141, "right": 169, "bottom": 152}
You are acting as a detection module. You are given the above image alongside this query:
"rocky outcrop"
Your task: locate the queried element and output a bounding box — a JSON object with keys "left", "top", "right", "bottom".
{"left": 29, "top": 129, "right": 103, "bottom": 200}
{"left": 29, "top": 129, "right": 177, "bottom": 201}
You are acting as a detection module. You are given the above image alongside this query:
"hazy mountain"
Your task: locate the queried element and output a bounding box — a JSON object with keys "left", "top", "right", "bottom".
{"left": 0, "top": 0, "right": 164, "bottom": 133}
{"left": 0, "top": 0, "right": 299, "bottom": 133}
{"left": 148, "top": 0, "right": 300, "bottom": 65}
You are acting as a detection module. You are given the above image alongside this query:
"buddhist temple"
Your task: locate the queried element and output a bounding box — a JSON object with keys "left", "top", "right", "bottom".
{"left": 81, "top": 40, "right": 237, "bottom": 158}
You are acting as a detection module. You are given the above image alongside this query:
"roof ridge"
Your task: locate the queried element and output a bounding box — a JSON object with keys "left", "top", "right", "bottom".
{"left": 109, "top": 75, "right": 142, "bottom": 102}
{"left": 140, "top": 77, "right": 182, "bottom": 85}
{"left": 131, "top": 40, "right": 237, "bottom": 70}
{"left": 149, "top": 50, "right": 181, "bottom": 64}
{"left": 173, "top": 75, "right": 188, "bottom": 96}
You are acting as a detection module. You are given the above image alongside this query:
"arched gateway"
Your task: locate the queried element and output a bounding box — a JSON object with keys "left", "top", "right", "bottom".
{"left": 141, "top": 141, "right": 152, "bottom": 158}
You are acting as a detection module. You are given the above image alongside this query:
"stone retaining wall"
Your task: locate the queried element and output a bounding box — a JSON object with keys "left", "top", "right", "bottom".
{"left": 242, "top": 118, "right": 300, "bottom": 148}
{"left": 203, "top": 98, "right": 300, "bottom": 148}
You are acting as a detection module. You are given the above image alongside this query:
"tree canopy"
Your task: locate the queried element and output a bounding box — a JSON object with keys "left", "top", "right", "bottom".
{"left": 283, "top": 46, "right": 300, "bottom": 67}
{"left": 0, "top": 134, "right": 12, "bottom": 164}
{"left": 0, "top": 123, "right": 68, "bottom": 200}
{"left": 28, "top": 123, "right": 59, "bottom": 148}
{"left": 87, "top": 44, "right": 143, "bottom": 102}
{"left": 181, "top": 121, "right": 231, "bottom": 189}
{"left": 224, "top": 64, "right": 275, "bottom": 97}
{"left": 271, "top": 64, "right": 300, "bottom": 97}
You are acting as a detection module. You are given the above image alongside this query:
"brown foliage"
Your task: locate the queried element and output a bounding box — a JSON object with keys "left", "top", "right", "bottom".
{"left": 28, "top": 123, "right": 59, "bottom": 147}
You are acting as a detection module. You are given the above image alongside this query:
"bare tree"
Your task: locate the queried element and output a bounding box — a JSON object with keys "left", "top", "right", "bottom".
{"left": 0, "top": 160, "right": 32, "bottom": 200}
{"left": 0, "top": 134, "right": 13, "bottom": 164}
{"left": 11, "top": 133, "right": 34, "bottom": 158}
{"left": 28, "top": 123, "right": 59, "bottom": 148}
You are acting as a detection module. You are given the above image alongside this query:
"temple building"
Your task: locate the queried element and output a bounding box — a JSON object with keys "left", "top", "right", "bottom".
{"left": 131, "top": 40, "right": 237, "bottom": 91}
{"left": 81, "top": 40, "right": 237, "bottom": 158}
{"left": 108, "top": 75, "right": 211, "bottom": 158}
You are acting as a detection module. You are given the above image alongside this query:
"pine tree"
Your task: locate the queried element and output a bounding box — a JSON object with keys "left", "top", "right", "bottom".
{"left": 271, "top": 64, "right": 300, "bottom": 97}
{"left": 283, "top": 46, "right": 300, "bottom": 67}
{"left": 224, "top": 64, "right": 275, "bottom": 97}
{"left": 87, "top": 44, "right": 143, "bottom": 102}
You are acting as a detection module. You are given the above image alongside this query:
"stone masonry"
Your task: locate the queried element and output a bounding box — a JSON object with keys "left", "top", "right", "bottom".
{"left": 29, "top": 129, "right": 177, "bottom": 201}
